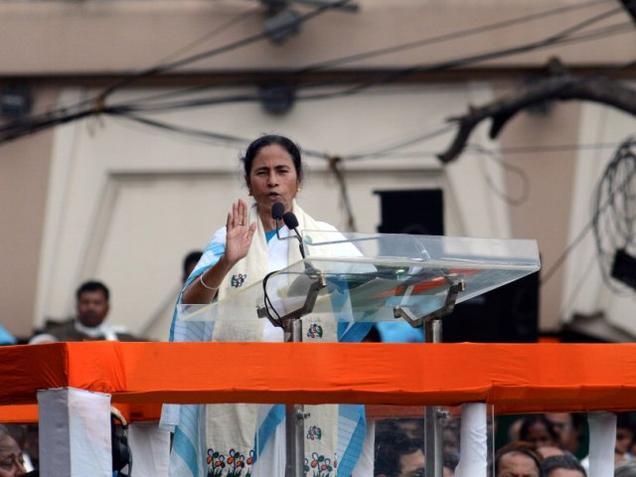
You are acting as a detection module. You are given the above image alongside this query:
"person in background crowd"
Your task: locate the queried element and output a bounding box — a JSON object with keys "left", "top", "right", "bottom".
{"left": 545, "top": 413, "right": 583, "bottom": 456}
{"left": 495, "top": 442, "right": 543, "bottom": 477}
{"left": 508, "top": 418, "right": 524, "bottom": 442}
{"left": 541, "top": 454, "right": 586, "bottom": 477}
{"left": 0, "top": 324, "right": 16, "bottom": 346}
{"left": 375, "top": 432, "right": 425, "bottom": 477}
{"left": 182, "top": 250, "right": 202, "bottom": 284}
{"left": 395, "top": 419, "right": 424, "bottom": 441}
{"left": 520, "top": 415, "right": 560, "bottom": 449}
{"left": 443, "top": 452, "right": 459, "bottom": 477}
{"left": 3, "top": 428, "right": 33, "bottom": 474}
{"left": 616, "top": 462, "right": 636, "bottom": 477}
{"left": 616, "top": 413, "right": 635, "bottom": 466}
{"left": 537, "top": 446, "right": 566, "bottom": 459}
{"left": 30, "top": 281, "right": 140, "bottom": 342}
{"left": 0, "top": 425, "right": 26, "bottom": 477}
{"left": 443, "top": 419, "right": 460, "bottom": 457}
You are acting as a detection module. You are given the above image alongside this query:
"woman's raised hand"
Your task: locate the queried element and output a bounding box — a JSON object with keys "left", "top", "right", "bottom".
{"left": 224, "top": 199, "right": 257, "bottom": 266}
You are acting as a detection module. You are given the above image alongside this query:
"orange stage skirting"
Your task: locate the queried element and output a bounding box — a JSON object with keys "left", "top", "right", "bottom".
{"left": 1, "top": 342, "right": 635, "bottom": 422}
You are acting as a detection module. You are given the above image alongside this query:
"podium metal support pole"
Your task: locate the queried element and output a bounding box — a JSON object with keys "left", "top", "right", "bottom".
{"left": 394, "top": 278, "right": 463, "bottom": 477}
{"left": 259, "top": 268, "right": 326, "bottom": 477}
{"left": 424, "top": 318, "right": 443, "bottom": 477}
{"left": 284, "top": 319, "right": 305, "bottom": 477}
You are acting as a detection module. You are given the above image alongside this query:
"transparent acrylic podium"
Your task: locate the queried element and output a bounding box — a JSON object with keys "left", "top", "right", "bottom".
{"left": 176, "top": 232, "right": 540, "bottom": 477}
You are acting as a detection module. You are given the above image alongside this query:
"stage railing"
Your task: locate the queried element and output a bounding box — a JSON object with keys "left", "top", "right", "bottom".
{"left": 1, "top": 341, "right": 636, "bottom": 420}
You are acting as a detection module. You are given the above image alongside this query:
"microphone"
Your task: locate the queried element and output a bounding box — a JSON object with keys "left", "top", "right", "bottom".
{"left": 270, "top": 204, "right": 307, "bottom": 260}
{"left": 272, "top": 202, "right": 285, "bottom": 221}
{"left": 282, "top": 211, "right": 306, "bottom": 259}
{"left": 282, "top": 211, "right": 299, "bottom": 230}
{"left": 272, "top": 202, "right": 285, "bottom": 239}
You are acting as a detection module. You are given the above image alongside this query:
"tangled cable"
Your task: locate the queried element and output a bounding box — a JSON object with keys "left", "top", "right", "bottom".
{"left": 592, "top": 136, "right": 636, "bottom": 292}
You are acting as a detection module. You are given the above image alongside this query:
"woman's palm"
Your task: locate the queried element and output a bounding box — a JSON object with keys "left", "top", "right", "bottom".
{"left": 225, "top": 224, "right": 255, "bottom": 263}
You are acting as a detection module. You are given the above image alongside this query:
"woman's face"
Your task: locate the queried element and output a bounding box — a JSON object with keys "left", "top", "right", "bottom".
{"left": 0, "top": 436, "right": 25, "bottom": 477}
{"left": 247, "top": 144, "right": 300, "bottom": 217}
{"left": 525, "top": 422, "right": 556, "bottom": 448}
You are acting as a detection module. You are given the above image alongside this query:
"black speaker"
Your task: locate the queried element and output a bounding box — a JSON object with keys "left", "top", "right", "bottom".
{"left": 374, "top": 189, "right": 444, "bottom": 235}
{"left": 443, "top": 271, "right": 540, "bottom": 343}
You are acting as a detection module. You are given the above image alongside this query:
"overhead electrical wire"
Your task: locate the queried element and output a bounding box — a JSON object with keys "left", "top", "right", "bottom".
{"left": 149, "top": 6, "right": 262, "bottom": 67}
{"left": 3, "top": 6, "right": 260, "bottom": 129}
{"left": 107, "top": 10, "right": 636, "bottom": 152}
{"left": 291, "top": 10, "right": 631, "bottom": 102}
{"left": 294, "top": 0, "right": 618, "bottom": 72}
{"left": 114, "top": 52, "right": 636, "bottom": 162}
{"left": 118, "top": 0, "right": 622, "bottom": 108}
{"left": 0, "top": 0, "right": 353, "bottom": 139}
{"left": 469, "top": 145, "right": 531, "bottom": 207}
{"left": 592, "top": 136, "right": 636, "bottom": 293}
{"left": 118, "top": 3, "right": 631, "bottom": 111}
{"left": 99, "top": 0, "right": 354, "bottom": 98}
{"left": 339, "top": 125, "right": 456, "bottom": 160}
{"left": 115, "top": 10, "right": 633, "bottom": 113}
{"left": 119, "top": 113, "right": 332, "bottom": 159}
{"left": 541, "top": 139, "right": 636, "bottom": 286}
{"left": 352, "top": 142, "right": 628, "bottom": 159}
{"left": 1, "top": 0, "right": 633, "bottom": 148}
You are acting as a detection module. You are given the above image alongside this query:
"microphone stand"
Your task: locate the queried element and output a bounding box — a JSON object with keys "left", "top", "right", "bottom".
{"left": 263, "top": 207, "right": 318, "bottom": 476}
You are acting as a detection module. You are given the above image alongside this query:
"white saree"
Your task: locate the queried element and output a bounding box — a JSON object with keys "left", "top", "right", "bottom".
{"left": 163, "top": 202, "right": 370, "bottom": 477}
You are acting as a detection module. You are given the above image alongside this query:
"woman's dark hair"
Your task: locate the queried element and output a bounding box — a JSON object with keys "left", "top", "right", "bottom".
{"left": 242, "top": 134, "right": 303, "bottom": 182}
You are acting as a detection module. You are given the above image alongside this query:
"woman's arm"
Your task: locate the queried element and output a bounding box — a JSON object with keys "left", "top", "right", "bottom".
{"left": 181, "top": 199, "right": 256, "bottom": 304}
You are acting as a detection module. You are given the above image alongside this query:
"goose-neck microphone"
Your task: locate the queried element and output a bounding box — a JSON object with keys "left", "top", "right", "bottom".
{"left": 282, "top": 211, "right": 305, "bottom": 259}
{"left": 271, "top": 202, "right": 285, "bottom": 239}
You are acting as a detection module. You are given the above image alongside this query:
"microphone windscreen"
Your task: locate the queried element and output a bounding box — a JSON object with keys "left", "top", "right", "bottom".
{"left": 282, "top": 211, "right": 299, "bottom": 229}
{"left": 272, "top": 202, "right": 285, "bottom": 220}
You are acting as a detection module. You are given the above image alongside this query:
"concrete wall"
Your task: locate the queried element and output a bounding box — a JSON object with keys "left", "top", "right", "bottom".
{"left": 0, "top": 0, "right": 633, "bottom": 75}
{"left": 0, "top": 89, "right": 56, "bottom": 337}
{"left": 32, "top": 83, "right": 510, "bottom": 340}
{"left": 0, "top": 0, "right": 634, "bottom": 339}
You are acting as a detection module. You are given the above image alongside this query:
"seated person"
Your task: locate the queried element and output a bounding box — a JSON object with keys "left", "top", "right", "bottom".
{"left": 31, "top": 281, "right": 140, "bottom": 342}
{"left": 0, "top": 425, "right": 26, "bottom": 477}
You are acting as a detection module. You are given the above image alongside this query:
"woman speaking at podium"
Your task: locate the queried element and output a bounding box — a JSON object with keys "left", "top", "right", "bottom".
{"left": 164, "top": 135, "right": 371, "bottom": 477}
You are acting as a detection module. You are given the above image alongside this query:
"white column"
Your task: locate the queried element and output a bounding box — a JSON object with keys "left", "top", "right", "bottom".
{"left": 455, "top": 403, "right": 488, "bottom": 477}
{"left": 128, "top": 422, "right": 171, "bottom": 477}
{"left": 588, "top": 412, "right": 616, "bottom": 477}
{"left": 37, "top": 387, "right": 112, "bottom": 477}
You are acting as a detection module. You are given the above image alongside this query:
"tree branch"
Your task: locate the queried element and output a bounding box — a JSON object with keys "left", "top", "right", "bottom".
{"left": 437, "top": 72, "right": 636, "bottom": 163}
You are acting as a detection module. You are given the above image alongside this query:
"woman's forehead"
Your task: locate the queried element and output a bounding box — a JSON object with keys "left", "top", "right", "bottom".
{"left": 252, "top": 144, "right": 294, "bottom": 166}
